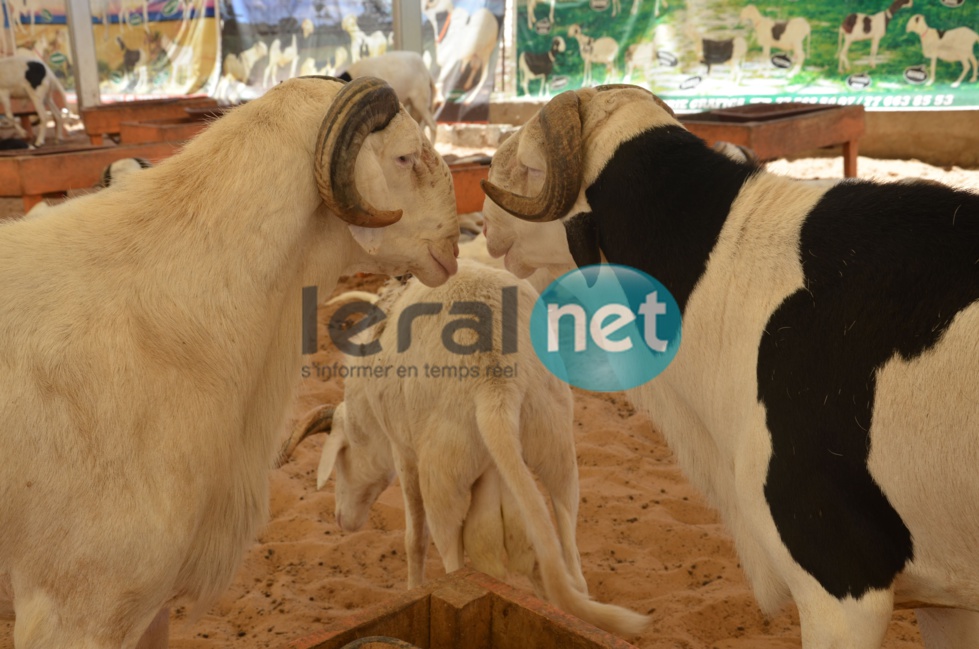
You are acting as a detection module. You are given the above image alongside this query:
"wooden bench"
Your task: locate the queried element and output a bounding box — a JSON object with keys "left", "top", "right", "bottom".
{"left": 680, "top": 103, "right": 866, "bottom": 177}
{"left": 0, "top": 140, "right": 184, "bottom": 212}
{"left": 81, "top": 96, "right": 218, "bottom": 145}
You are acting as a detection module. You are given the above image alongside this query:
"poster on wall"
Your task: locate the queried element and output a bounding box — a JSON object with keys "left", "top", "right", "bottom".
{"left": 421, "top": 0, "right": 504, "bottom": 121}
{"left": 218, "top": 0, "right": 503, "bottom": 120}
{"left": 1, "top": 0, "right": 219, "bottom": 96}
{"left": 93, "top": 0, "right": 219, "bottom": 98}
{"left": 515, "top": 0, "right": 979, "bottom": 112}
{"left": 215, "top": 0, "right": 384, "bottom": 103}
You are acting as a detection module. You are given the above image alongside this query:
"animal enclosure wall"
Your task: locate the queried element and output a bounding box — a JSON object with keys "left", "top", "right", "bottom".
{"left": 514, "top": 0, "right": 979, "bottom": 112}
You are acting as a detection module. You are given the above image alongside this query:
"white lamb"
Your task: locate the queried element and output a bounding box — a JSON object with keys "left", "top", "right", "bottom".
{"left": 282, "top": 260, "right": 649, "bottom": 637}
{"left": 0, "top": 76, "right": 459, "bottom": 649}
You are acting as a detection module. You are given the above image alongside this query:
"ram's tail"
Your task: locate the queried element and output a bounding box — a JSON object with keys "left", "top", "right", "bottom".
{"left": 474, "top": 390, "right": 649, "bottom": 637}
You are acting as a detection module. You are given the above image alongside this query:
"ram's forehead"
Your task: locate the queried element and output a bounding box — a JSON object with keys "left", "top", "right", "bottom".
{"left": 494, "top": 87, "right": 678, "bottom": 181}
{"left": 578, "top": 88, "right": 679, "bottom": 185}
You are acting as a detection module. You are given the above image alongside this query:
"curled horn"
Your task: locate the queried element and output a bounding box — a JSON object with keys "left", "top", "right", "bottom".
{"left": 480, "top": 90, "right": 584, "bottom": 223}
{"left": 596, "top": 83, "right": 676, "bottom": 118}
{"left": 315, "top": 77, "right": 403, "bottom": 228}
{"left": 276, "top": 405, "right": 335, "bottom": 467}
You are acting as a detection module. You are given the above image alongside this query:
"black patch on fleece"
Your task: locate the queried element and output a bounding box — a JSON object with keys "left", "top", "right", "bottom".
{"left": 564, "top": 212, "right": 601, "bottom": 269}
{"left": 25, "top": 61, "right": 46, "bottom": 89}
{"left": 772, "top": 21, "right": 788, "bottom": 42}
{"left": 581, "top": 124, "right": 758, "bottom": 313}
{"left": 759, "top": 179, "right": 979, "bottom": 599}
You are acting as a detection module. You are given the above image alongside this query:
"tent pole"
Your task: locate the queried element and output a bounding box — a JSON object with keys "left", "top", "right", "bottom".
{"left": 392, "top": 0, "right": 422, "bottom": 53}
{"left": 66, "top": 0, "right": 100, "bottom": 109}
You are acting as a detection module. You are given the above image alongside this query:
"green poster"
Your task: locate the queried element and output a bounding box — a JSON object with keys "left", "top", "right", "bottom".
{"left": 516, "top": 0, "right": 979, "bottom": 111}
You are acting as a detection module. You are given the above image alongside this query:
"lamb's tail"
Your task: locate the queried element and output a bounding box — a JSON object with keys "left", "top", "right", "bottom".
{"left": 474, "top": 390, "right": 649, "bottom": 637}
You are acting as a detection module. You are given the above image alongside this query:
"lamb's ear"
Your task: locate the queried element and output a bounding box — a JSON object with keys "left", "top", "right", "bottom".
{"left": 316, "top": 427, "right": 346, "bottom": 490}
{"left": 564, "top": 212, "right": 602, "bottom": 270}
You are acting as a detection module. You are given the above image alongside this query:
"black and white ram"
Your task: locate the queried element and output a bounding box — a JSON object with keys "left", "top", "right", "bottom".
{"left": 905, "top": 14, "right": 979, "bottom": 89}
{"left": 0, "top": 55, "right": 65, "bottom": 147}
{"left": 837, "top": 0, "right": 913, "bottom": 73}
{"left": 519, "top": 36, "right": 566, "bottom": 98}
{"left": 479, "top": 85, "right": 979, "bottom": 648}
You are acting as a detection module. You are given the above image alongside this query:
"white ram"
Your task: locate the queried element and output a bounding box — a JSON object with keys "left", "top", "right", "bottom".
{"left": 567, "top": 24, "right": 618, "bottom": 86}
{"left": 0, "top": 76, "right": 459, "bottom": 649}
{"left": 479, "top": 85, "right": 979, "bottom": 648}
{"left": 263, "top": 34, "right": 299, "bottom": 88}
{"left": 342, "top": 14, "right": 389, "bottom": 64}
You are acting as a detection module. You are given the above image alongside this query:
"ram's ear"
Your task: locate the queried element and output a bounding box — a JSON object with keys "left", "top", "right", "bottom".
{"left": 564, "top": 212, "right": 602, "bottom": 270}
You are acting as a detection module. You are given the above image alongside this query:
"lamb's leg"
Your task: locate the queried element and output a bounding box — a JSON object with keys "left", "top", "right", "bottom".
{"left": 417, "top": 443, "right": 469, "bottom": 574}
{"left": 0, "top": 90, "right": 29, "bottom": 139}
{"left": 869, "top": 36, "right": 880, "bottom": 68}
{"left": 22, "top": 86, "right": 47, "bottom": 146}
{"left": 953, "top": 58, "right": 969, "bottom": 88}
{"left": 462, "top": 469, "right": 509, "bottom": 581}
{"left": 394, "top": 452, "right": 430, "bottom": 589}
{"left": 44, "top": 92, "right": 64, "bottom": 143}
{"left": 838, "top": 33, "right": 851, "bottom": 73}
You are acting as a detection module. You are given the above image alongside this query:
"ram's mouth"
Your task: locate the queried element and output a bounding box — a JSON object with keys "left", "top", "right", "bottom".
{"left": 428, "top": 242, "right": 458, "bottom": 279}
{"left": 487, "top": 240, "right": 511, "bottom": 260}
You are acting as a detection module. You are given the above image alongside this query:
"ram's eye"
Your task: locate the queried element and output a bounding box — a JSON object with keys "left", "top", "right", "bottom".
{"left": 396, "top": 155, "right": 413, "bottom": 167}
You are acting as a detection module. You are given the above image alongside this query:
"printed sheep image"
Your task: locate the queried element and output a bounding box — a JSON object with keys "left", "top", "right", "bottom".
{"left": 906, "top": 14, "right": 979, "bottom": 88}
{"left": 739, "top": 4, "right": 811, "bottom": 75}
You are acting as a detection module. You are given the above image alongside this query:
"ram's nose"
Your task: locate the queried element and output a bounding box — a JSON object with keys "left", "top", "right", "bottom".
{"left": 453, "top": 241, "right": 460, "bottom": 258}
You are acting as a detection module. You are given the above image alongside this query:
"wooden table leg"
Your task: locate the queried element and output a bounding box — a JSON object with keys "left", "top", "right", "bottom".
{"left": 21, "top": 194, "right": 44, "bottom": 214}
{"left": 843, "top": 139, "right": 859, "bottom": 178}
